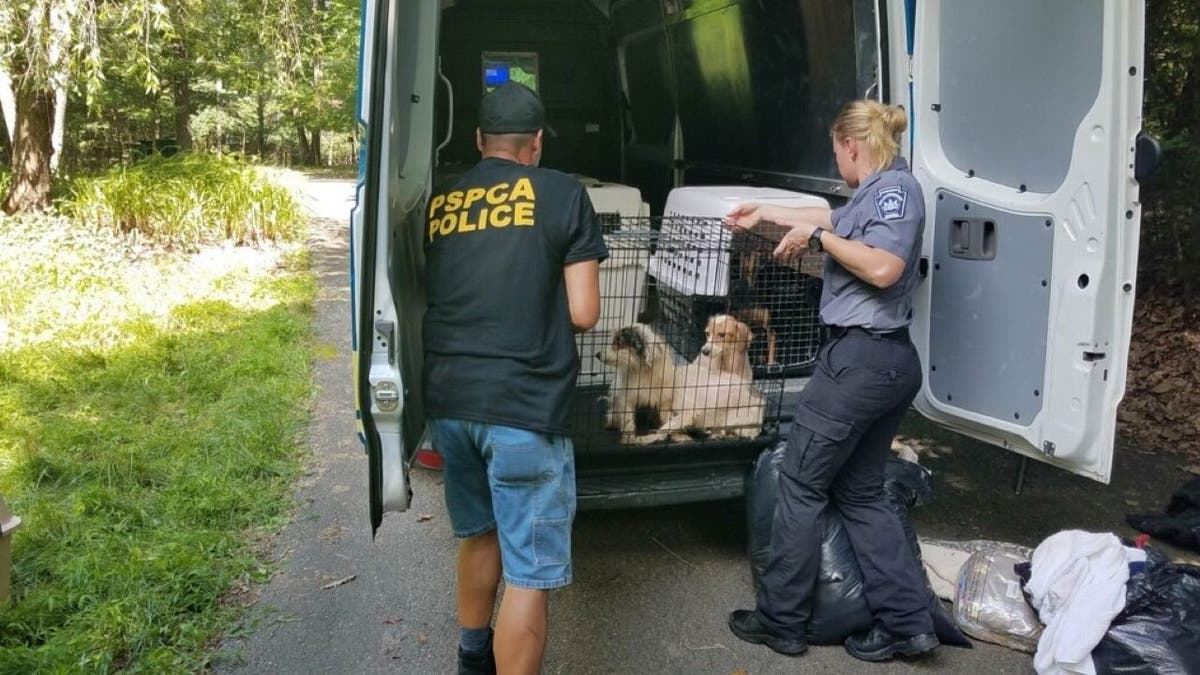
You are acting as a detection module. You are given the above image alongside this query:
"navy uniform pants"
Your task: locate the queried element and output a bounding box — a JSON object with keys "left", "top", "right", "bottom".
{"left": 757, "top": 326, "right": 934, "bottom": 639}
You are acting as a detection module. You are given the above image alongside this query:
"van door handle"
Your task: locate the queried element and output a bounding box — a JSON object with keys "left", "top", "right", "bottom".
{"left": 436, "top": 56, "right": 454, "bottom": 162}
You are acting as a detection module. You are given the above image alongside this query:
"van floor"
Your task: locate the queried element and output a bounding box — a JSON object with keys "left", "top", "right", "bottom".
{"left": 214, "top": 177, "right": 1194, "bottom": 675}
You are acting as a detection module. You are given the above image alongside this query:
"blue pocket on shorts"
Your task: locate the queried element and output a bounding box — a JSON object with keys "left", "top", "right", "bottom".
{"left": 533, "top": 517, "right": 572, "bottom": 565}
{"left": 489, "top": 427, "right": 556, "bottom": 484}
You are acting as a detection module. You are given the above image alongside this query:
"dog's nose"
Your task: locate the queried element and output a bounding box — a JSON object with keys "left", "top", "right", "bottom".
{"left": 701, "top": 346, "right": 711, "bottom": 356}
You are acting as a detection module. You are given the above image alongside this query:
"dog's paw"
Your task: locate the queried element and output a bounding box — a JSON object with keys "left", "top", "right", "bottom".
{"left": 631, "top": 433, "right": 667, "bottom": 446}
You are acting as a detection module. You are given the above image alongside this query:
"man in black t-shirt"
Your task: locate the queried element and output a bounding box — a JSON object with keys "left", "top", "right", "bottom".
{"left": 422, "top": 81, "right": 607, "bottom": 675}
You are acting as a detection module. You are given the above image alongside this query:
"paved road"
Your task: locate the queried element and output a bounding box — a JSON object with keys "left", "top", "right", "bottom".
{"left": 215, "top": 176, "right": 1190, "bottom": 674}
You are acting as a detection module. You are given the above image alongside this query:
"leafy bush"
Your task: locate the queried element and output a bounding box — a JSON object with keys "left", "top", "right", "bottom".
{"left": 64, "top": 153, "right": 304, "bottom": 248}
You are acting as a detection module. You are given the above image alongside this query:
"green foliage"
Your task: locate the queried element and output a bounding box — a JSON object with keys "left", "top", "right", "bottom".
{"left": 63, "top": 153, "right": 304, "bottom": 247}
{"left": 0, "top": 214, "right": 316, "bottom": 671}
{"left": 1138, "top": 0, "right": 1200, "bottom": 297}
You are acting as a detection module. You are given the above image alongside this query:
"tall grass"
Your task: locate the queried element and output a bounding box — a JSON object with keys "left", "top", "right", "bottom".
{"left": 65, "top": 154, "right": 304, "bottom": 248}
{"left": 0, "top": 214, "right": 316, "bottom": 671}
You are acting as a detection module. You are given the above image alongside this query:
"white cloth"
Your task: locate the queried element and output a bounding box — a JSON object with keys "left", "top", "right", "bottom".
{"left": 1025, "top": 530, "right": 1147, "bottom": 675}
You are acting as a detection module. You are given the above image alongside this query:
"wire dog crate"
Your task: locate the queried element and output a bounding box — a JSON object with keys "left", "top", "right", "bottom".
{"left": 572, "top": 216, "right": 824, "bottom": 453}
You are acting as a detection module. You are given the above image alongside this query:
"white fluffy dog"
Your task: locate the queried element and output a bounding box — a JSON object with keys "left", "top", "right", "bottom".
{"left": 595, "top": 324, "right": 680, "bottom": 443}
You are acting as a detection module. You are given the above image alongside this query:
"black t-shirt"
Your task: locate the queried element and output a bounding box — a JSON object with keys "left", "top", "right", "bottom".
{"left": 422, "top": 157, "right": 608, "bottom": 435}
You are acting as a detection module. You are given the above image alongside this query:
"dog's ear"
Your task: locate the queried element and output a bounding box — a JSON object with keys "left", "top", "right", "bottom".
{"left": 736, "top": 321, "right": 753, "bottom": 350}
{"left": 614, "top": 326, "right": 638, "bottom": 350}
{"left": 623, "top": 325, "right": 649, "bottom": 361}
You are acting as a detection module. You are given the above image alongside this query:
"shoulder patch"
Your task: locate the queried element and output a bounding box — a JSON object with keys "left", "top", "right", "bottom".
{"left": 875, "top": 186, "right": 908, "bottom": 221}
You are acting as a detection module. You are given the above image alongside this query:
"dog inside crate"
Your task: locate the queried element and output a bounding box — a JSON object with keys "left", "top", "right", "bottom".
{"left": 572, "top": 216, "right": 818, "bottom": 447}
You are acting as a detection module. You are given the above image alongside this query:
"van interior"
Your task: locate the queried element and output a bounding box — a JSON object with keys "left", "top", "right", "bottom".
{"left": 433, "top": 0, "right": 878, "bottom": 212}
{"left": 358, "top": 0, "right": 1150, "bottom": 528}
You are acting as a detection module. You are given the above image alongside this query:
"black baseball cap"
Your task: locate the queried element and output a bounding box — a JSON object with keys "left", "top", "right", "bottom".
{"left": 479, "top": 81, "right": 556, "bottom": 137}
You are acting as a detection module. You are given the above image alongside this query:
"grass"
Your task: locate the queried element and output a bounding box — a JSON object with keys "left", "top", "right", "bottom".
{"left": 64, "top": 153, "right": 305, "bottom": 249}
{"left": 0, "top": 213, "right": 316, "bottom": 672}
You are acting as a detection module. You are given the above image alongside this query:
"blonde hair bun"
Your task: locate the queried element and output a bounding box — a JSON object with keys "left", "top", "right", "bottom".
{"left": 831, "top": 99, "right": 908, "bottom": 172}
{"left": 880, "top": 105, "right": 908, "bottom": 137}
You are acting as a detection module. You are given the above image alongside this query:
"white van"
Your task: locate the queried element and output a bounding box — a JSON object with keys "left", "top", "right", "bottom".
{"left": 350, "top": 0, "right": 1161, "bottom": 532}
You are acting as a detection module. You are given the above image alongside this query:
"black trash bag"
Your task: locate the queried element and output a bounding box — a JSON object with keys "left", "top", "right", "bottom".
{"left": 1126, "top": 478, "right": 1200, "bottom": 553}
{"left": 1092, "top": 554, "right": 1200, "bottom": 675}
{"left": 804, "top": 505, "right": 876, "bottom": 643}
{"left": 746, "top": 443, "right": 971, "bottom": 647}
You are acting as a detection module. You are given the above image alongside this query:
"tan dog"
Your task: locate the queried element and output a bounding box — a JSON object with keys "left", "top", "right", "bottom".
{"left": 595, "top": 324, "right": 680, "bottom": 443}
{"left": 698, "top": 314, "right": 754, "bottom": 380}
{"left": 635, "top": 366, "right": 765, "bottom": 444}
{"left": 637, "top": 316, "right": 764, "bottom": 444}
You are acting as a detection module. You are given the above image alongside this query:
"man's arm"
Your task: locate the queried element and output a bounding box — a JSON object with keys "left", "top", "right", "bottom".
{"left": 564, "top": 259, "right": 601, "bottom": 332}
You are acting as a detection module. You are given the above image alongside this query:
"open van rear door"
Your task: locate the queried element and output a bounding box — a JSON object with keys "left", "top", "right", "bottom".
{"left": 907, "top": 0, "right": 1147, "bottom": 483}
{"left": 353, "top": 0, "right": 440, "bottom": 532}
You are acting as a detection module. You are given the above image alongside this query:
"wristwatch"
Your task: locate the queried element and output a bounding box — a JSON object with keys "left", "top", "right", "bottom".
{"left": 809, "top": 228, "right": 824, "bottom": 253}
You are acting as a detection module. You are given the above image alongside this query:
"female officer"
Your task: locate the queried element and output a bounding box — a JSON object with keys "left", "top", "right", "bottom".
{"left": 725, "top": 100, "right": 937, "bottom": 662}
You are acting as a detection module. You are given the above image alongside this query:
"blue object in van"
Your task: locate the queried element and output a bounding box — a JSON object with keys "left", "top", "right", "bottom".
{"left": 483, "top": 65, "right": 509, "bottom": 88}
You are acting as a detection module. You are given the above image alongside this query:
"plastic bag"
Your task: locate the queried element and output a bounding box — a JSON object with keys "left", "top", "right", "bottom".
{"left": 953, "top": 550, "right": 1042, "bottom": 653}
{"left": 1091, "top": 554, "right": 1200, "bottom": 675}
{"left": 746, "top": 444, "right": 971, "bottom": 647}
{"left": 1126, "top": 478, "right": 1200, "bottom": 553}
{"left": 746, "top": 443, "right": 871, "bottom": 643}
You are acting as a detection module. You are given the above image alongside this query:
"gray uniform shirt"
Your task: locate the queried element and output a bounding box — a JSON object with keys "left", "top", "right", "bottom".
{"left": 820, "top": 157, "right": 925, "bottom": 331}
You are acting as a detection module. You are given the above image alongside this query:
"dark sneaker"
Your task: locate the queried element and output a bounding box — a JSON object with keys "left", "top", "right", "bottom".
{"left": 727, "top": 609, "right": 808, "bottom": 656}
{"left": 844, "top": 623, "right": 939, "bottom": 662}
{"left": 457, "top": 629, "right": 496, "bottom": 675}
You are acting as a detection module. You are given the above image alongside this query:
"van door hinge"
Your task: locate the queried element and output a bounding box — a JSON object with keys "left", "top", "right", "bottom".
{"left": 375, "top": 320, "right": 395, "bottom": 365}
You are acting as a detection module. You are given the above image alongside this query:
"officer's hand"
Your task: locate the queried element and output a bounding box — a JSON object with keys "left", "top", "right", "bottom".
{"left": 773, "top": 221, "right": 817, "bottom": 261}
{"left": 725, "top": 203, "right": 764, "bottom": 230}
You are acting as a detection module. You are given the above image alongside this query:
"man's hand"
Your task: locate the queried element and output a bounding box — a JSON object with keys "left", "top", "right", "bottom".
{"left": 773, "top": 221, "right": 818, "bottom": 261}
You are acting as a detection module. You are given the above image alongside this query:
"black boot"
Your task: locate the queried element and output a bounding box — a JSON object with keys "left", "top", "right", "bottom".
{"left": 844, "top": 623, "right": 938, "bottom": 662}
{"left": 727, "top": 609, "right": 808, "bottom": 656}
{"left": 457, "top": 629, "right": 496, "bottom": 675}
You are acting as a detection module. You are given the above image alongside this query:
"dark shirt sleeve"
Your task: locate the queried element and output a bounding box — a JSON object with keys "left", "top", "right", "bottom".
{"left": 860, "top": 179, "right": 921, "bottom": 260}
{"left": 564, "top": 189, "right": 609, "bottom": 265}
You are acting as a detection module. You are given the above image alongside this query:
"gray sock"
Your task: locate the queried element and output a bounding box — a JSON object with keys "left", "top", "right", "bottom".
{"left": 460, "top": 626, "right": 491, "bottom": 653}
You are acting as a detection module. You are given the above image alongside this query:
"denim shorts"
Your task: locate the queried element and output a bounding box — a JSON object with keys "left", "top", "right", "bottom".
{"left": 428, "top": 417, "right": 577, "bottom": 590}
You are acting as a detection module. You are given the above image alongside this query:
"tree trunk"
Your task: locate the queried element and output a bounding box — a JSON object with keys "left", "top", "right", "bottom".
{"left": 310, "top": 129, "right": 322, "bottom": 166}
{"left": 3, "top": 83, "right": 54, "bottom": 214}
{"left": 256, "top": 90, "right": 266, "bottom": 157}
{"left": 173, "top": 77, "right": 193, "bottom": 152}
{"left": 171, "top": 48, "right": 193, "bottom": 152}
{"left": 50, "top": 85, "right": 66, "bottom": 173}
{"left": 0, "top": 68, "right": 15, "bottom": 146}
{"left": 296, "top": 124, "right": 311, "bottom": 165}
